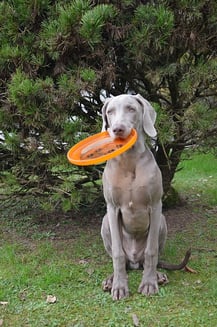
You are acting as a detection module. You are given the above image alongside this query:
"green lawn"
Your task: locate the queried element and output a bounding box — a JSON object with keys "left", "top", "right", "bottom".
{"left": 0, "top": 152, "right": 217, "bottom": 326}
{"left": 173, "top": 152, "right": 217, "bottom": 206}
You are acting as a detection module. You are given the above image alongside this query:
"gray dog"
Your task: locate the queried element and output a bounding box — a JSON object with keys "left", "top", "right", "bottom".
{"left": 100, "top": 94, "right": 190, "bottom": 300}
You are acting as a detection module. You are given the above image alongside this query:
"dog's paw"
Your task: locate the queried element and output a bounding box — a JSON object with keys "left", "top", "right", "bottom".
{"left": 157, "top": 271, "right": 169, "bottom": 285}
{"left": 138, "top": 278, "right": 159, "bottom": 296}
{"left": 111, "top": 279, "right": 129, "bottom": 300}
{"left": 102, "top": 274, "right": 113, "bottom": 292}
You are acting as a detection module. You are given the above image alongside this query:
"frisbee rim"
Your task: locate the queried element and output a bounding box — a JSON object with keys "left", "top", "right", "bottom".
{"left": 67, "top": 129, "right": 137, "bottom": 166}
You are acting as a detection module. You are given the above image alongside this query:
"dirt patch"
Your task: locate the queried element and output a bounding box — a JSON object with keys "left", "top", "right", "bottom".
{"left": 164, "top": 204, "right": 201, "bottom": 235}
{"left": 1, "top": 198, "right": 214, "bottom": 244}
{"left": 31, "top": 202, "right": 207, "bottom": 240}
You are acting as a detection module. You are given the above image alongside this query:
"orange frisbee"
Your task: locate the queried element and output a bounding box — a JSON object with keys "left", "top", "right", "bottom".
{"left": 67, "top": 129, "right": 137, "bottom": 166}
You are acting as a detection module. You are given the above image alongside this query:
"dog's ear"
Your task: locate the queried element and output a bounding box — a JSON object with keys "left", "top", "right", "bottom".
{"left": 134, "top": 94, "right": 157, "bottom": 138}
{"left": 101, "top": 98, "right": 111, "bottom": 131}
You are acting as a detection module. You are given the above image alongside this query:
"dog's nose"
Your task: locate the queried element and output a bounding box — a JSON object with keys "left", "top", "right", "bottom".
{"left": 112, "top": 124, "right": 126, "bottom": 136}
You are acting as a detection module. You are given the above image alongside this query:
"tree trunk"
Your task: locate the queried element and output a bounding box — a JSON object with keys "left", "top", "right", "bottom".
{"left": 156, "top": 143, "right": 185, "bottom": 195}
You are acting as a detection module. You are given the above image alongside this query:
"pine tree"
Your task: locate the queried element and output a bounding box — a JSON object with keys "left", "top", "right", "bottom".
{"left": 1, "top": 0, "right": 217, "bottom": 211}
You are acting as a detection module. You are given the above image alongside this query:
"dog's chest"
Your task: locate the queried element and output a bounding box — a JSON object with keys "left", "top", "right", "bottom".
{"left": 104, "top": 167, "right": 151, "bottom": 234}
{"left": 104, "top": 164, "right": 151, "bottom": 206}
{"left": 103, "top": 155, "right": 162, "bottom": 234}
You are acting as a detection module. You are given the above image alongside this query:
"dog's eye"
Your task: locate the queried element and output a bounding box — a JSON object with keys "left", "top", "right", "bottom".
{"left": 126, "top": 106, "right": 136, "bottom": 113}
{"left": 107, "top": 109, "right": 114, "bottom": 115}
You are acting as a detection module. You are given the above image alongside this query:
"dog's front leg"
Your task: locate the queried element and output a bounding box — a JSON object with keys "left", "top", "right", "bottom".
{"left": 107, "top": 204, "right": 129, "bottom": 300}
{"left": 138, "top": 202, "right": 162, "bottom": 296}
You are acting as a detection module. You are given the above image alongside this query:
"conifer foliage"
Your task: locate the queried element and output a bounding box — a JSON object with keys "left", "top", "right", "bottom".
{"left": 0, "top": 0, "right": 217, "bottom": 211}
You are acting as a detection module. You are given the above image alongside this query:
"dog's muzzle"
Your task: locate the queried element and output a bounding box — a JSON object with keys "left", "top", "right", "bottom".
{"left": 110, "top": 124, "right": 132, "bottom": 139}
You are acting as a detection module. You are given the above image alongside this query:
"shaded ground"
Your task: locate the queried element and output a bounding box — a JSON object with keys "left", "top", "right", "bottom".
{"left": 165, "top": 204, "right": 200, "bottom": 235}
{"left": 2, "top": 203, "right": 207, "bottom": 240}
{"left": 1, "top": 195, "right": 216, "bottom": 246}
{"left": 33, "top": 202, "right": 210, "bottom": 238}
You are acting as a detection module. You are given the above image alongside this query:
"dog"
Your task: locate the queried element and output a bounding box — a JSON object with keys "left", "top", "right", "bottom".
{"left": 100, "top": 94, "right": 169, "bottom": 300}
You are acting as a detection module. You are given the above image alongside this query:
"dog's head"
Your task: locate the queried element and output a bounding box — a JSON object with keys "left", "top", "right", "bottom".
{"left": 101, "top": 94, "right": 157, "bottom": 139}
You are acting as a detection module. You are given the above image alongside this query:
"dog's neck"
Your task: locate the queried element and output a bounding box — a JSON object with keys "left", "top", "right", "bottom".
{"left": 111, "top": 133, "right": 148, "bottom": 165}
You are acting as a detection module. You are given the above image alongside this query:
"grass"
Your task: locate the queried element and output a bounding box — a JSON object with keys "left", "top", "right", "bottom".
{"left": 173, "top": 151, "right": 217, "bottom": 206}
{"left": 0, "top": 151, "right": 217, "bottom": 326}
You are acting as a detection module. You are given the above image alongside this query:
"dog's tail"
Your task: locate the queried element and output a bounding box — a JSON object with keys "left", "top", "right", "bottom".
{"left": 157, "top": 248, "right": 191, "bottom": 271}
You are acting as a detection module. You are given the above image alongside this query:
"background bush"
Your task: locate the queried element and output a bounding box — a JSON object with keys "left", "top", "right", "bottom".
{"left": 0, "top": 0, "right": 217, "bottom": 212}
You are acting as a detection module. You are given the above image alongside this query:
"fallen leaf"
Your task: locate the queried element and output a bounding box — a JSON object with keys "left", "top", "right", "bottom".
{"left": 184, "top": 265, "right": 197, "bottom": 273}
{"left": 132, "top": 313, "right": 139, "bottom": 326}
{"left": 46, "top": 295, "right": 57, "bottom": 304}
{"left": 0, "top": 302, "right": 8, "bottom": 306}
{"left": 195, "top": 279, "right": 202, "bottom": 285}
{"left": 79, "top": 259, "right": 89, "bottom": 265}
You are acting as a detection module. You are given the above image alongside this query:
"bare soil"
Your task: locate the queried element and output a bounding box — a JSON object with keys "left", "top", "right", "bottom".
{"left": 1, "top": 196, "right": 214, "bottom": 245}
{"left": 30, "top": 202, "right": 206, "bottom": 240}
